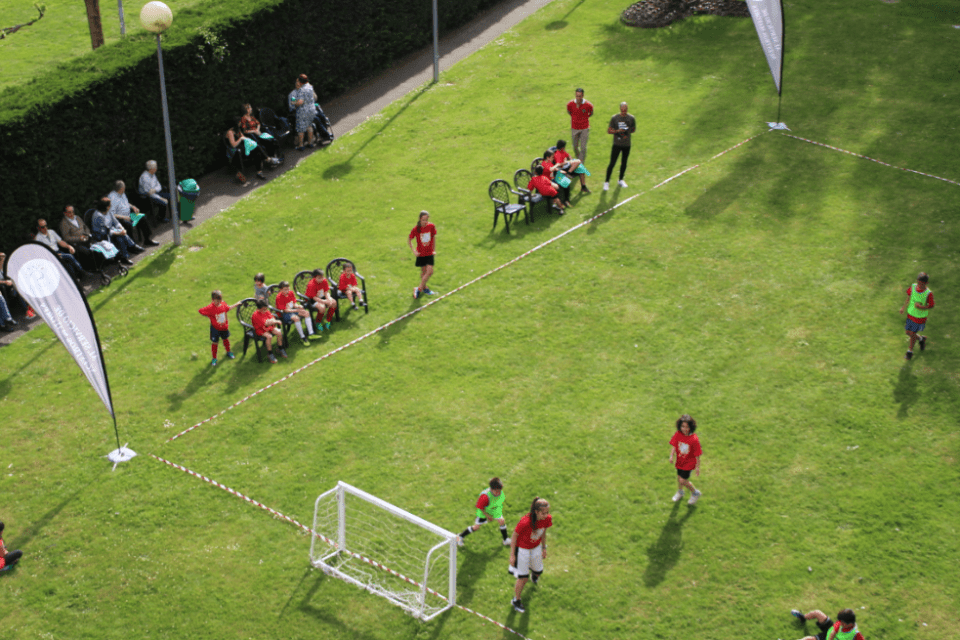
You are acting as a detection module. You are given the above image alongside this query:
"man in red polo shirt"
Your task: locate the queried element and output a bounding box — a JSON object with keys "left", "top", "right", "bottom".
{"left": 527, "top": 165, "right": 565, "bottom": 215}
{"left": 566, "top": 88, "right": 594, "bottom": 165}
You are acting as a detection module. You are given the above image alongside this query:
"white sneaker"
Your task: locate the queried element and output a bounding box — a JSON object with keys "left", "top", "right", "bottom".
{"left": 502, "top": 538, "right": 512, "bottom": 547}
{"left": 688, "top": 490, "right": 701, "bottom": 505}
{"left": 618, "top": 179, "right": 628, "bottom": 188}
{"left": 457, "top": 536, "right": 464, "bottom": 548}
{"left": 603, "top": 182, "right": 609, "bottom": 191}
{"left": 671, "top": 489, "right": 684, "bottom": 502}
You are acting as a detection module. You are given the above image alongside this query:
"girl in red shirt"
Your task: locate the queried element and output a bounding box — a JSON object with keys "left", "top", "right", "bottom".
{"left": 669, "top": 414, "right": 703, "bottom": 505}
{"left": 407, "top": 211, "right": 437, "bottom": 299}
{"left": 508, "top": 497, "right": 553, "bottom": 613}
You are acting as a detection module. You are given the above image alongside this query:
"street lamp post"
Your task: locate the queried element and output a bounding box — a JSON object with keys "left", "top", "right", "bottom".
{"left": 140, "top": 1, "right": 182, "bottom": 246}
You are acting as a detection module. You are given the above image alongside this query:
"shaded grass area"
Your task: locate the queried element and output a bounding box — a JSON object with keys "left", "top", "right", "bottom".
{"left": 1, "top": 0, "right": 959, "bottom": 638}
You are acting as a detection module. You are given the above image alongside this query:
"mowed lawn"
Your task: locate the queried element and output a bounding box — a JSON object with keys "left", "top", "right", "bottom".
{"left": 1, "top": 0, "right": 959, "bottom": 638}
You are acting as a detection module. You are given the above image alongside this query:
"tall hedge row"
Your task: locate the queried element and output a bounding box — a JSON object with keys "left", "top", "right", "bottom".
{"left": 0, "top": 0, "right": 502, "bottom": 251}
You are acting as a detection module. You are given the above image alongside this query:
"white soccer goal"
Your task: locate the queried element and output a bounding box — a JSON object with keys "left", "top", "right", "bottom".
{"left": 309, "top": 481, "right": 458, "bottom": 621}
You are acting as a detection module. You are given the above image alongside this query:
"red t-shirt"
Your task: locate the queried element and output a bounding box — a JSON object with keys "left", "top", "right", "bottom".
{"left": 527, "top": 175, "right": 558, "bottom": 197}
{"left": 829, "top": 622, "right": 864, "bottom": 640}
{"left": 905, "top": 284, "right": 934, "bottom": 324}
{"left": 198, "top": 301, "right": 230, "bottom": 331}
{"left": 567, "top": 99, "right": 593, "bottom": 129}
{"left": 305, "top": 277, "right": 330, "bottom": 300}
{"left": 670, "top": 432, "right": 702, "bottom": 471}
{"left": 251, "top": 308, "right": 275, "bottom": 336}
{"left": 554, "top": 149, "right": 571, "bottom": 165}
{"left": 409, "top": 223, "right": 437, "bottom": 257}
{"left": 513, "top": 513, "right": 553, "bottom": 549}
{"left": 275, "top": 290, "right": 297, "bottom": 311}
{"left": 541, "top": 159, "right": 557, "bottom": 177}
{"left": 338, "top": 272, "right": 358, "bottom": 292}
{"left": 476, "top": 493, "right": 491, "bottom": 511}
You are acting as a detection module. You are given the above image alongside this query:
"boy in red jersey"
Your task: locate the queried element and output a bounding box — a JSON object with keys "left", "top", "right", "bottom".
{"left": 790, "top": 608, "right": 865, "bottom": 640}
{"left": 251, "top": 299, "right": 286, "bottom": 363}
{"left": 669, "top": 414, "right": 702, "bottom": 505}
{"left": 198, "top": 290, "right": 241, "bottom": 367}
{"left": 527, "top": 165, "right": 565, "bottom": 214}
{"left": 304, "top": 269, "right": 337, "bottom": 332}
{"left": 275, "top": 280, "right": 314, "bottom": 345}
{"left": 899, "top": 272, "right": 934, "bottom": 360}
{"left": 508, "top": 497, "right": 552, "bottom": 614}
{"left": 0, "top": 521, "right": 23, "bottom": 571}
{"left": 407, "top": 211, "right": 437, "bottom": 299}
{"left": 337, "top": 263, "right": 365, "bottom": 310}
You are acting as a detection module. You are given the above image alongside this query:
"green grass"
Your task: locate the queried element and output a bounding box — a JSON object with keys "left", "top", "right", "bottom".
{"left": 2, "top": 0, "right": 960, "bottom": 638}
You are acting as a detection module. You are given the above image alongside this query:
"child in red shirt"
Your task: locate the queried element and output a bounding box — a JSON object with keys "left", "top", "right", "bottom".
{"left": 554, "top": 139, "right": 589, "bottom": 193}
{"left": 198, "top": 290, "right": 241, "bottom": 367}
{"left": 251, "top": 299, "right": 286, "bottom": 363}
{"left": 669, "top": 414, "right": 703, "bottom": 505}
{"left": 790, "top": 607, "right": 865, "bottom": 640}
{"left": 407, "top": 211, "right": 437, "bottom": 299}
{"left": 0, "top": 521, "right": 23, "bottom": 571}
{"left": 508, "top": 497, "right": 553, "bottom": 614}
{"left": 275, "top": 280, "right": 314, "bottom": 345}
{"left": 304, "top": 269, "right": 337, "bottom": 331}
{"left": 337, "top": 263, "right": 366, "bottom": 310}
{"left": 527, "top": 165, "right": 565, "bottom": 214}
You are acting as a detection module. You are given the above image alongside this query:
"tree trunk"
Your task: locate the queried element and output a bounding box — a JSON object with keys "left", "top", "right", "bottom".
{"left": 84, "top": 0, "right": 105, "bottom": 50}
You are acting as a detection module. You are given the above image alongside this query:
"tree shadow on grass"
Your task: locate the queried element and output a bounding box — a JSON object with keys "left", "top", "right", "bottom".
{"left": 295, "top": 570, "right": 387, "bottom": 640}
{"left": 15, "top": 473, "right": 98, "bottom": 549}
{"left": 642, "top": 500, "right": 697, "bottom": 588}
{"left": 893, "top": 361, "right": 920, "bottom": 419}
{"left": 545, "top": 0, "right": 586, "bottom": 31}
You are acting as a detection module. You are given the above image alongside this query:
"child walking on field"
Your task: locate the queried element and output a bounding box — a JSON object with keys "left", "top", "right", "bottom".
{"left": 458, "top": 477, "right": 511, "bottom": 548}
{"left": 198, "top": 290, "right": 241, "bottom": 367}
{"left": 669, "top": 414, "right": 702, "bottom": 505}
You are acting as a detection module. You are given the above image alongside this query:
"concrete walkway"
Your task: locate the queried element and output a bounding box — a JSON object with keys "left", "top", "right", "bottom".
{"left": 0, "top": 0, "right": 554, "bottom": 346}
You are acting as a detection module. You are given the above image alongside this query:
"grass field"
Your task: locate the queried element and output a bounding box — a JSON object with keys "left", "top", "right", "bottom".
{"left": 1, "top": 0, "right": 959, "bottom": 638}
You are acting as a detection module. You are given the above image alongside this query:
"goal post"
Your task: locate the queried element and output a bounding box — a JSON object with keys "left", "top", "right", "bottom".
{"left": 309, "top": 481, "right": 458, "bottom": 621}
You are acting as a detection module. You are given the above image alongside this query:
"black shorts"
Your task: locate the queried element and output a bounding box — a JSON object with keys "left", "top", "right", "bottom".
{"left": 209, "top": 327, "right": 230, "bottom": 343}
{"left": 676, "top": 468, "right": 692, "bottom": 480}
{"left": 415, "top": 255, "right": 434, "bottom": 267}
{"left": 814, "top": 618, "right": 834, "bottom": 640}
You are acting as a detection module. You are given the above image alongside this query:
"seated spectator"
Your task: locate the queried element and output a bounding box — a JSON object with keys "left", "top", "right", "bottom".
{"left": 109, "top": 181, "right": 159, "bottom": 247}
{"left": 275, "top": 280, "right": 314, "bottom": 345}
{"left": 226, "top": 120, "right": 267, "bottom": 184}
{"left": 59, "top": 205, "right": 100, "bottom": 271}
{"left": 304, "top": 268, "right": 337, "bottom": 331}
{"left": 338, "top": 263, "right": 366, "bottom": 310}
{"left": 34, "top": 218, "right": 86, "bottom": 283}
{"left": 0, "top": 279, "right": 16, "bottom": 331}
{"left": 0, "top": 521, "right": 23, "bottom": 570}
{"left": 240, "top": 104, "right": 282, "bottom": 163}
{"left": 92, "top": 197, "right": 138, "bottom": 266}
{"left": 138, "top": 160, "right": 172, "bottom": 220}
{"left": 251, "top": 299, "right": 286, "bottom": 363}
{"left": 0, "top": 252, "right": 27, "bottom": 320}
{"left": 527, "top": 165, "right": 565, "bottom": 214}
{"left": 553, "top": 139, "right": 589, "bottom": 193}
{"left": 541, "top": 149, "right": 573, "bottom": 208}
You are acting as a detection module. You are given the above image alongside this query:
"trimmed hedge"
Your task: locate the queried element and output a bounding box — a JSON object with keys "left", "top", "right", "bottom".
{"left": 0, "top": 0, "right": 503, "bottom": 251}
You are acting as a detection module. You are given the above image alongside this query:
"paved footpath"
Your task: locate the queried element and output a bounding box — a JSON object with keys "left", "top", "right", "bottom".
{"left": 0, "top": 0, "right": 554, "bottom": 347}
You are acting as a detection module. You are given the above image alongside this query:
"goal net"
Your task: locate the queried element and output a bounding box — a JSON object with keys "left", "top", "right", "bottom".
{"left": 309, "top": 481, "right": 458, "bottom": 621}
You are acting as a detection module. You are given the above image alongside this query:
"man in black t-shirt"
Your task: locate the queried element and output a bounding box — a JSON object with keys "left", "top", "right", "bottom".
{"left": 604, "top": 102, "right": 637, "bottom": 191}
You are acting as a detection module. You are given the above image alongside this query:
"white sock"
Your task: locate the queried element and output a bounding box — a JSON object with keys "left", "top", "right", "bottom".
{"left": 295, "top": 320, "right": 305, "bottom": 339}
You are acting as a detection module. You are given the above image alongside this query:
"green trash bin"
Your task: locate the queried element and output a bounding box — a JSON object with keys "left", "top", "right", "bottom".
{"left": 177, "top": 179, "right": 200, "bottom": 222}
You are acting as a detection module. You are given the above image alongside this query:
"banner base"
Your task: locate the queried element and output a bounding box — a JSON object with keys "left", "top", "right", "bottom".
{"left": 767, "top": 122, "right": 790, "bottom": 130}
{"left": 106, "top": 444, "right": 137, "bottom": 470}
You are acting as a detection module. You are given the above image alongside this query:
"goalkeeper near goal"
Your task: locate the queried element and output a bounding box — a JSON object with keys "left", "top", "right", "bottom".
{"left": 458, "top": 477, "right": 511, "bottom": 548}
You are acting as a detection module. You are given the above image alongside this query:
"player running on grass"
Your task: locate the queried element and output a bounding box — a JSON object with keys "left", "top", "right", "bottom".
{"left": 900, "top": 271, "right": 934, "bottom": 361}
{"left": 669, "top": 414, "right": 702, "bottom": 505}
{"left": 790, "top": 608, "right": 865, "bottom": 640}
{"left": 509, "top": 497, "right": 552, "bottom": 614}
{"left": 457, "top": 477, "right": 511, "bottom": 548}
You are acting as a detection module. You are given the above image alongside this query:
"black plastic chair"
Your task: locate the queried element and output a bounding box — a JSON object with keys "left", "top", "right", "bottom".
{"left": 325, "top": 257, "right": 368, "bottom": 316}
{"left": 513, "top": 169, "right": 542, "bottom": 223}
{"left": 489, "top": 180, "right": 526, "bottom": 232}
{"left": 236, "top": 298, "right": 268, "bottom": 362}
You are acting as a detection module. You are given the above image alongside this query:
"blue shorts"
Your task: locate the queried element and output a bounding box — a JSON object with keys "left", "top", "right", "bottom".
{"left": 905, "top": 319, "right": 926, "bottom": 333}
{"left": 282, "top": 312, "right": 300, "bottom": 324}
{"left": 209, "top": 327, "right": 230, "bottom": 342}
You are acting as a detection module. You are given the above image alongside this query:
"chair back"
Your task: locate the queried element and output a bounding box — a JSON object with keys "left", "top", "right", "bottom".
{"left": 264, "top": 283, "right": 282, "bottom": 311}
{"left": 236, "top": 298, "right": 258, "bottom": 329}
{"left": 514, "top": 169, "right": 531, "bottom": 191}
{"left": 293, "top": 269, "right": 318, "bottom": 305}
{"left": 325, "top": 258, "right": 356, "bottom": 290}
{"left": 530, "top": 157, "right": 542, "bottom": 174}
{"left": 489, "top": 180, "right": 512, "bottom": 207}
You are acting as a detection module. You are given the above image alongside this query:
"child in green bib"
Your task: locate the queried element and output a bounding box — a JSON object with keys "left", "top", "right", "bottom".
{"left": 457, "top": 477, "right": 511, "bottom": 547}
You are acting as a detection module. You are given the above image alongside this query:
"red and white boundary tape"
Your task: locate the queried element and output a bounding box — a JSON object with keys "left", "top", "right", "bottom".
{"left": 166, "top": 130, "right": 768, "bottom": 443}
{"left": 781, "top": 133, "right": 960, "bottom": 187}
{"left": 149, "top": 454, "right": 530, "bottom": 639}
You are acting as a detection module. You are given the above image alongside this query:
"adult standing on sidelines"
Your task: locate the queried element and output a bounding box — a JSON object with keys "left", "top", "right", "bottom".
{"left": 900, "top": 271, "right": 934, "bottom": 361}
{"left": 458, "top": 477, "right": 511, "bottom": 548}
{"left": 790, "top": 608, "right": 865, "bottom": 640}
{"left": 669, "top": 414, "right": 702, "bottom": 505}
{"left": 509, "top": 497, "right": 552, "bottom": 614}
{"left": 408, "top": 211, "right": 437, "bottom": 299}
{"left": 603, "top": 101, "right": 636, "bottom": 191}
{"left": 567, "top": 88, "right": 593, "bottom": 166}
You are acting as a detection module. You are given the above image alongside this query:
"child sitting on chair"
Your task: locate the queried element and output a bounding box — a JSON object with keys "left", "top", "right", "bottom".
{"left": 252, "top": 299, "right": 286, "bottom": 363}
{"left": 275, "top": 280, "right": 314, "bottom": 345}
{"left": 305, "top": 269, "right": 337, "bottom": 331}
{"left": 337, "top": 263, "right": 366, "bottom": 310}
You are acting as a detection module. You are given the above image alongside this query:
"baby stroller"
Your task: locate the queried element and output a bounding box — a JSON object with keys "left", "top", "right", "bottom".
{"left": 83, "top": 208, "right": 130, "bottom": 286}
